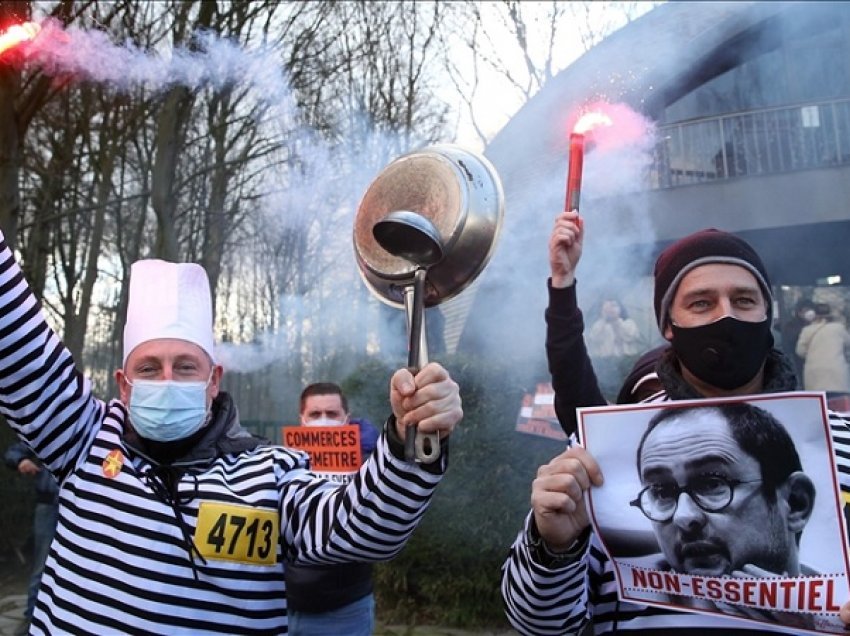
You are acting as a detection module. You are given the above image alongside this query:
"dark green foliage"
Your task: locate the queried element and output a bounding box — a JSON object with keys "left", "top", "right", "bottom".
{"left": 341, "top": 356, "right": 395, "bottom": 429}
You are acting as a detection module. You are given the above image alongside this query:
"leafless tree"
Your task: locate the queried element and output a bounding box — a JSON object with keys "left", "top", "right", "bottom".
{"left": 0, "top": 0, "right": 80, "bottom": 248}
{"left": 1, "top": 0, "right": 456, "bottom": 410}
{"left": 442, "top": 1, "right": 660, "bottom": 148}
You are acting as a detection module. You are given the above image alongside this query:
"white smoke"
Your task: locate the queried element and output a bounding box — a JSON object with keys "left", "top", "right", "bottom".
{"left": 16, "top": 17, "right": 416, "bottom": 376}
{"left": 470, "top": 100, "right": 662, "bottom": 368}
{"left": 23, "top": 19, "right": 294, "bottom": 119}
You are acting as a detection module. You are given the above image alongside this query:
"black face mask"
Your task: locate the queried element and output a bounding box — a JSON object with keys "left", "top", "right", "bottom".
{"left": 670, "top": 316, "right": 773, "bottom": 390}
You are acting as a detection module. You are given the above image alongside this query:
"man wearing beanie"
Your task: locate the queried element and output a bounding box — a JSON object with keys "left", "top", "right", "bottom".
{"left": 502, "top": 210, "right": 850, "bottom": 634}
{"left": 0, "top": 227, "right": 463, "bottom": 635}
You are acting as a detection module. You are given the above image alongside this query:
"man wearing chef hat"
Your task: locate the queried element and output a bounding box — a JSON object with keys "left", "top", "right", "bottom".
{"left": 0, "top": 242, "right": 462, "bottom": 635}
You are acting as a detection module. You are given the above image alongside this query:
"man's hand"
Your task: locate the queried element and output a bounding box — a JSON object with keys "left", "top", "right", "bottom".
{"left": 390, "top": 363, "right": 462, "bottom": 440}
{"left": 549, "top": 210, "right": 584, "bottom": 288}
{"left": 531, "top": 445, "right": 603, "bottom": 551}
{"left": 841, "top": 599, "right": 850, "bottom": 625}
{"left": 17, "top": 458, "right": 40, "bottom": 476}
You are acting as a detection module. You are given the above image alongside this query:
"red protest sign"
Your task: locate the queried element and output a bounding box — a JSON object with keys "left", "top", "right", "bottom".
{"left": 515, "top": 382, "right": 567, "bottom": 441}
{"left": 282, "top": 424, "right": 362, "bottom": 474}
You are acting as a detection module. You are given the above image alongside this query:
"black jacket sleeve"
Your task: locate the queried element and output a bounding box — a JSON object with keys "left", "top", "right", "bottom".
{"left": 545, "top": 279, "right": 606, "bottom": 437}
{"left": 4, "top": 440, "right": 34, "bottom": 470}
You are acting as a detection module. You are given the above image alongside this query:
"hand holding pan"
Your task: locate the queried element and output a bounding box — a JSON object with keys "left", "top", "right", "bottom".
{"left": 353, "top": 144, "right": 505, "bottom": 464}
{"left": 373, "top": 211, "right": 444, "bottom": 462}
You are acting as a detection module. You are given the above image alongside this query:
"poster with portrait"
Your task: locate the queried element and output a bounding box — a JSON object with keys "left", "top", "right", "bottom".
{"left": 579, "top": 391, "right": 850, "bottom": 634}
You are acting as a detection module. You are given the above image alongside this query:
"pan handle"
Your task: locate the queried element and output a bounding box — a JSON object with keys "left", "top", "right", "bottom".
{"left": 403, "top": 270, "right": 441, "bottom": 464}
{"left": 415, "top": 428, "right": 441, "bottom": 463}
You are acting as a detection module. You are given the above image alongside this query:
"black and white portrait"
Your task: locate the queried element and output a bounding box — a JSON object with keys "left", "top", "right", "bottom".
{"left": 580, "top": 392, "right": 849, "bottom": 633}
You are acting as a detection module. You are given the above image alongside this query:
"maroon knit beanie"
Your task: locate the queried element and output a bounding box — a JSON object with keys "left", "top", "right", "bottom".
{"left": 653, "top": 229, "right": 773, "bottom": 331}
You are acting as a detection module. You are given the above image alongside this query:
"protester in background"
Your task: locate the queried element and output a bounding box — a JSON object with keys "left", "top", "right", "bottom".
{"left": 796, "top": 302, "right": 850, "bottom": 395}
{"left": 586, "top": 297, "right": 641, "bottom": 358}
{"left": 3, "top": 441, "right": 58, "bottom": 634}
{"left": 780, "top": 298, "right": 816, "bottom": 383}
{"left": 584, "top": 296, "right": 643, "bottom": 401}
{"left": 501, "top": 212, "right": 850, "bottom": 634}
{"left": 286, "top": 382, "right": 379, "bottom": 636}
{"left": 0, "top": 228, "right": 462, "bottom": 635}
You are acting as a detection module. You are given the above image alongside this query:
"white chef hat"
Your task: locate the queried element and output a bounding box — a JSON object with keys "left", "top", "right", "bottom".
{"left": 122, "top": 259, "right": 216, "bottom": 365}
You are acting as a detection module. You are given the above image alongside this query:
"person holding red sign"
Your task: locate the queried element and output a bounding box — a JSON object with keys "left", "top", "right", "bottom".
{"left": 286, "top": 382, "right": 379, "bottom": 635}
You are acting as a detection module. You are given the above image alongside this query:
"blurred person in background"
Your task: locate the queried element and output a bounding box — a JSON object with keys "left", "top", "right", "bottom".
{"left": 586, "top": 296, "right": 643, "bottom": 402}
{"left": 796, "top": 302, "right": 850, "bottom": 395}
{"left": 286, "top": 382, "right": 379, "bottom": 636}
{"left": 4, "top": 441, "right": 58, "bottom": 635}
{"left": 780, "top": 298, "right": 816, "bottom": 384}
{"left": 587, "top": 297, "right": 641, "bottom": 358}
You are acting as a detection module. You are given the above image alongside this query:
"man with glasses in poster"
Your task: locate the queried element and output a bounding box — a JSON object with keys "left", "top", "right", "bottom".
{"left": 626, "top": 403, "right": 816, "bottom": 579}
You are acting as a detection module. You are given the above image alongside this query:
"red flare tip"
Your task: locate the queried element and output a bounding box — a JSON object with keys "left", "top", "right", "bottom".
{"left": 0, "top": 21, "right": 41, "bottom": 57}
{"left": 573, "top": 111, "right": 613, "bottom": 135}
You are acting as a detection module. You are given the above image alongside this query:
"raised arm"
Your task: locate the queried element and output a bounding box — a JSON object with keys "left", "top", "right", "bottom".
{"left": 0, "top": 230, "right": 102, "bottom": 482}
{"left": 547, "top": 211, "right": 606, "bottom": 436}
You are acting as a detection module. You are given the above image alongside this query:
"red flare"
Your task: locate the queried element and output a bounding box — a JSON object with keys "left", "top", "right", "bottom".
{"left": 0, "top": 21, "right": 41, "bottom": 57}
{"left": 564, "top": 110, "right": 613, "bottom": 212}
{"left": 565, "top": 133, "right": 584, "bottom": 212}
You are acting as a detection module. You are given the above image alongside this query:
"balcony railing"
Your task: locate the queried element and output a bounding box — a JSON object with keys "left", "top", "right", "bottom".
{"left": 649, "top": 98, "right": 850, "bottom": 188}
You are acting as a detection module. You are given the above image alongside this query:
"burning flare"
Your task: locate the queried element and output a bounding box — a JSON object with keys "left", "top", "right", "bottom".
{"left": 0, "top": 21, "right": 41, "bottom": 57}
{"left": 565, "top": 109, "right": 614, "bottom": 212}
{"left": 573, "top": 111, "right": 614, "bottom": 135}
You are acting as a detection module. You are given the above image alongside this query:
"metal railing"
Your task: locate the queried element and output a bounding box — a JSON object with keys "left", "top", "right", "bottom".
{"left": 649, "top": 98, "right": 850, "bottom": 188}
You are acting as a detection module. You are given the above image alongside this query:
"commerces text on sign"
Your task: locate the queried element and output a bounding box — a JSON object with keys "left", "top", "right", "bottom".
{"left": 283, "top": 425, "right": 362, "bottom": 483}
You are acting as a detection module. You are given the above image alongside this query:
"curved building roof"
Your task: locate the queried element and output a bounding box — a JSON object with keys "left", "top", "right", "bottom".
{"left": 486, "top": 1, "right": 786, "bottom": 195}
{"left": 460, "top": 1, "right": 850, "bottom": 362}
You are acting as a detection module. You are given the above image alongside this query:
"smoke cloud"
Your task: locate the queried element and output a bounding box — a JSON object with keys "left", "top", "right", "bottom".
{"left": 469, "top": 99, "right": 661, "bottom": 376}
{"left": 9, "top": 16, "right": 420, "bottom": 381}
{"left": 18, "top": 19, "right": 293, "bottom": 118}
{"left": 5, "top": 11, "right": 679, "bottom": 416}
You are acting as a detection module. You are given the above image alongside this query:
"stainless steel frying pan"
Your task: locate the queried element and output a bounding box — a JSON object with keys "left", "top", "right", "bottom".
{"left": 353, "top": 144, "right": 504, "bottom": 463}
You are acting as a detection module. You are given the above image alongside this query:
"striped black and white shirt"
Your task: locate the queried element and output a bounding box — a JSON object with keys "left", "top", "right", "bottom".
{"left": 0, "top": 234, "right": 447, "bottom": 635}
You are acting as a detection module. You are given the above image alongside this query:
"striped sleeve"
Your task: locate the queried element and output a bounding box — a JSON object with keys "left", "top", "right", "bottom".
{"left": 829, "top": 410, "right": 850, "bottom": 512}
{"left": 501, "top": 513, "right": 591, "bottom": 635}
{"left": 500, "top": 403, "right": 850, "bottom": 635}
{"left": 0, "top": 232, "right": 102, "bottom": 482}
{"left": 281, "top": 425, "right": 447, "bottom": 565}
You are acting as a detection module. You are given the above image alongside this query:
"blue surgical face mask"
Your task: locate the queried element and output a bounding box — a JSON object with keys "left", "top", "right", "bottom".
{"left": 127, "top": 376, "right": 211, "bottom": 442}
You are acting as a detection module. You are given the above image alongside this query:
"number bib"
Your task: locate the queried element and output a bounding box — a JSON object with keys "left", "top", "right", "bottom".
{"left": 195, "top": 501, "right": 280, "bottom": 566}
